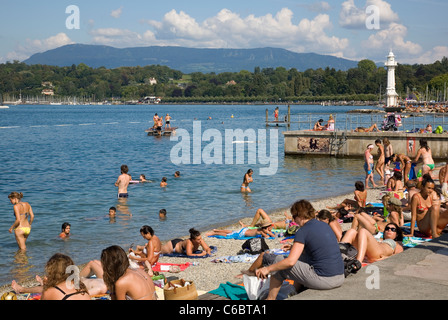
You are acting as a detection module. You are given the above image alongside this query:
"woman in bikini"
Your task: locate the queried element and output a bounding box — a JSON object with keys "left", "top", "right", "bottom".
{"left": 341, "top": 222, "right": 404, "bottom": 264}
{"left": 350, "top": 196, "right": 404, "bottom": 235}
{"left": 239, "top": 208, "right": 292, "bottom": 230}
{"left": 8, "top": 192, "right": 34, "bottom": 251}
{"left": 241, "top": 169, "right": 254, "bottom": 193}
{"left": 161, "top": 228, "right": 212, "bottom": 257}
{"left": 129, "top": 225, "right": 162, "bottom": 276}
{"left": 101, "top": 245, "right": 156, "bottom": 300}
{"left": 206, "top": 222, "right": 275, "bottom": 239}
{"left": 41, "top": 253, "right": 91, "bottom": 300}
{"left": 407, "top": 174, "right": 448, "bottom": 238}
{"left": 414, "top": 139, "right": 435, "bottom": 177}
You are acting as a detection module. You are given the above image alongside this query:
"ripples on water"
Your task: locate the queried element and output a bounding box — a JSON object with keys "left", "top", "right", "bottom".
{"left": 0, "top": 104, "right": 374, "bottom": 284}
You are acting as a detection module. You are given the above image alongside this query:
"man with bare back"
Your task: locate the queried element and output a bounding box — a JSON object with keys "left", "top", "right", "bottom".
{"left": 115, "top": 164, "right": 131, "bottom": 198}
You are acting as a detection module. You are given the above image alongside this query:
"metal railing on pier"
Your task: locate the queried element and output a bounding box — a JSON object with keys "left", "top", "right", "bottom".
{"left": 289, "top": 112, "right": 448, "bottom": 133}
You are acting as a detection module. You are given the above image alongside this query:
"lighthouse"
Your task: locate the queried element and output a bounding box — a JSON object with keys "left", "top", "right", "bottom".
{"left": 385, "top": 51, "right": 399, "bottom": 108}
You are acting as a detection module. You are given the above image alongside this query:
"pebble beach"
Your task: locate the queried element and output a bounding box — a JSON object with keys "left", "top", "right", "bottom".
{"left": 0, "top": 187, "right": 385, "bottom": 299}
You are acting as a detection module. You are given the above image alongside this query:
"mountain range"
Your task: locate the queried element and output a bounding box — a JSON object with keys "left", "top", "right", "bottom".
{"left": 23, "top": 44, "right": 359, "bottom": 74}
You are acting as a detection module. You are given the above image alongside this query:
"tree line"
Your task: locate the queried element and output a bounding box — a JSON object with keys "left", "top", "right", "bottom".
{"left": 1, "top": 57, "right": 447, "bottom": 103}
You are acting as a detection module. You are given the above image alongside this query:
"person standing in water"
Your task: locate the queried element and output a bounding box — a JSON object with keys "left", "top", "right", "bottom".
{"left": 8, "top": 192, "right": 35, "bottom": 251}
{"left": 241, "top": 169, "right": 254, "bottom": 193}
{"left": 115, "top": 164, "right": 131, "bottom": 198}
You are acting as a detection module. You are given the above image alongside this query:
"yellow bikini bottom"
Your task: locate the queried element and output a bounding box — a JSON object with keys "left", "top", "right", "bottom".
{"left": 15, "top": 227, "right": 31, "bottom": 236}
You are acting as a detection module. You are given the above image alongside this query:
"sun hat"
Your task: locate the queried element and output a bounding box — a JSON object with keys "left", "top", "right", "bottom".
{"left": 258, "top": 221, "right": 273, "bottom": 228}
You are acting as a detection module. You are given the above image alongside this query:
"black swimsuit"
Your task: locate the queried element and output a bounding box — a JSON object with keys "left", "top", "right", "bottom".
{"left": 54, "top": 286, "right": 86, "bottom": 300}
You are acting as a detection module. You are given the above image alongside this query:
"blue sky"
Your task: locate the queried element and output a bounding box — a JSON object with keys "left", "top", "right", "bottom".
{"left": 1, "top": 0, "right": 447, "bottom": 66}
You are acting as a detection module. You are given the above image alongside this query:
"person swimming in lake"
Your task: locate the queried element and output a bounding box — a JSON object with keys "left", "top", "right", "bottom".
{"left": 161, "top": 228, "right": 212, "bottom": 257}
{"left": 8, "top": 192, "right": 34, "bottom": 251}
{"left": 160, "top": 177, "right": 167, "bottom": 187}
{"left": 241, "top": 169, "right": 253, "bottom": 193}
{"left": 59, "top": 222, "right": 71, "bottom": 239}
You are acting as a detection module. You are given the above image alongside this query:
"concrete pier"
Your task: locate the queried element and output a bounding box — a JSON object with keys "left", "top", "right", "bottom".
{"left": 283, "top": 130, "right": 448, "bottom": 159}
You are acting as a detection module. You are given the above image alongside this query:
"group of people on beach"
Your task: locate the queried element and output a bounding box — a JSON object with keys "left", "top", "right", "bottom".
{"left": 7, "top": 132, "right": 448, "bottom": 301}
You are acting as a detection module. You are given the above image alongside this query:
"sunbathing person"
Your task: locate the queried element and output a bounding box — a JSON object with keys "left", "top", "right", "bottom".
{"left": 316, "top": 209, "right": 343, "bottom": 242}
{"left": 206, "top": 222, "right": 275, "bottom": 239}
{"left": 239, "top": 208, "right": 292, "bottom": 230}
{"left": 128, "top": 225, "right": 162, "bottom": 276}
{"left": 161, "top": 228, "right": 212, "bottom": 257}
{"left": 313, "top": 119, "right": 324, "bottom": 131}
{"left": 12, "top": 262, "right": 108, "bottom": 298}
{"left": 350, "top": 196, "right": 404, "bottom": 235}
{"left": 101, "top": 245, "right": 156, "bottom": 300}
{"left": 341, "top": 222, "right": 404, "bottom": 264}
{"left": 354, "top": 124, "right": 379, "bottom": 132}
{"left": 327, "top": 181, "right": 367, "bottom": 212}
{"left": 407, "top": 174, "right": 448, "bottom": 238}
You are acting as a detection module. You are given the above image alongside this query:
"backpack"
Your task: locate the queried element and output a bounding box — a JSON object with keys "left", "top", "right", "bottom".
{"left": 339, "top": 242, "right": 362, "bottom": 277}
{"left": 241, "top": 238, "right": 270, "bottom": 254}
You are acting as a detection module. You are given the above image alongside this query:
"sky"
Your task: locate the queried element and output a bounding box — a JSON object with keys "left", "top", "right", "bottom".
{"left": 0, "top": 0, "right": 447, "bottom": 66}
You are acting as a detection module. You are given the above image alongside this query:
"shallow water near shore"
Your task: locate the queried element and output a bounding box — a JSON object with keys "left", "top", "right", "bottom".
{"left": 0, "top": 103, "right": 377, "bottom": 285}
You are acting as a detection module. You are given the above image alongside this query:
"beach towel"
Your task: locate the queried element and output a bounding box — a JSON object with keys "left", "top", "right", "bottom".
{"left": 208, "top": 282, "right": 249, "bottom": 300}
{"left": 211, "top": 253, "right": 259, "bottom": 264}
{"left": 152, "top": 262, "right": 191, "bottom": 273}
{"left": 160, "top": 246, "right": 217, "bottom": 258}
{"left": 375, "top": 231, "right": 431, "bottom": 248}
{"left": 208, "top": 233, "right": 275, "bottom": 240}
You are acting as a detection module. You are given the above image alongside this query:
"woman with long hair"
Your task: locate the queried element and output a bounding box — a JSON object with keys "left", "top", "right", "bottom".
{"left": 408, "top": 174, "right": 448, "bottom": 238}
{"left": 161, "top": 228, "right": 212, "bottom": 257}
{"left": 241, "top": 169, "right": 254, "bottom": 193}
{"left": 101, "top": 245, "right": 156, "bottom": 300}
{"left": 41, "top": 253, "right": 91, "bottom": 300}
{"left": 341, "top": 222, "right": 404, "bottom": 263}
{"left": 8, "top": 192, "right": 34, "bottom": 251}
{"left": 414, "top": 139, "right": 435, "bottom": 177}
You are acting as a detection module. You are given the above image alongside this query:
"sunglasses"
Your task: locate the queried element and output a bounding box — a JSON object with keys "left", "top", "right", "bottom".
{"left": 384, "top": 226, "right": 397, "bottom": 232}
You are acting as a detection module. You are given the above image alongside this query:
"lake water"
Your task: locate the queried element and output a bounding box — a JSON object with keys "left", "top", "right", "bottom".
{"left": 0, "top": 103, "right": 377, "bottom": 285}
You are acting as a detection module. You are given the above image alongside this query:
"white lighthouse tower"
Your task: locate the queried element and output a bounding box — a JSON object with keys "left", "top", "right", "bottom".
{"left": 385, "top": 51, "right": 399, "bottom": 108}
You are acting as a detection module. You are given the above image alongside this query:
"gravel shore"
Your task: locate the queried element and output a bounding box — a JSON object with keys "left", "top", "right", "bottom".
{"left": 0, "top": 187, "right": 385, "bottom": 299}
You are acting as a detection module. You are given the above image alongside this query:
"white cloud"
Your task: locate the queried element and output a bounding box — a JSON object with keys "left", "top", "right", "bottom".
{"left": 362, "top": 22, "right": 422, "bottom": 57}
{"left": 306, "top": 1, "right": 332, "bottom": 13}
{"left": 404, "top": 46, "right": 448, "bottom": 65}
{"left": 144, "top": 8, "right": 349, "bottom": 54}
{"left": 339, "top": 0, "right": 399, "bottom": 29}
{"left": 111, "top": 6, "right": 123, "bottom": 19}
{"left": 2, "top": 33, "right": 74, "bottom": 63}
{"left": 89, "top": 28, "right": 144, "bottom": 47}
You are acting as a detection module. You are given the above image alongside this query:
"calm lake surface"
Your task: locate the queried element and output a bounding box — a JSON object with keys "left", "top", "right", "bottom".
{"left": 0, "top": 103, "right": 377, "bottom": 284}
